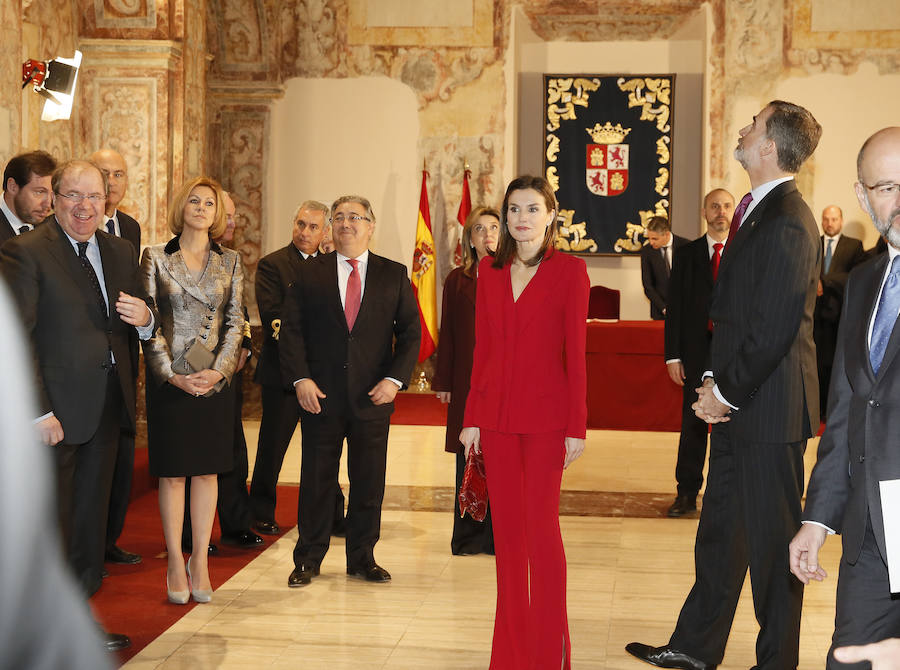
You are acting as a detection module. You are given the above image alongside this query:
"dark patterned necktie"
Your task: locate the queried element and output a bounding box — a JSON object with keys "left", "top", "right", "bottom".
{"left": 76, "top": 241, "right": 108, "bottom": 318}
{"left": 724, "top": 192, "right": 753, "bottom": 254}
{"left": 106, "top": 219, "right": 116, "bottom": 235}
{"left": 18, "top": 225, "right": 31, "bottom": 235}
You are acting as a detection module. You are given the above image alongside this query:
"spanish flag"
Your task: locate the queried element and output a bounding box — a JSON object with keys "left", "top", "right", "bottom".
{"left": 453, "top": 165, "right": 472, "bottom": 267}
{"left": 412, "top": 166, "right": 438, "bottom": 361}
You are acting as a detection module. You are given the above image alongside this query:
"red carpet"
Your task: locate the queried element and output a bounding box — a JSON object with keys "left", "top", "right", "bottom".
{"left": 92, "top": 482, "right": 299, "bottom": 665}
{"left": 392, "top": 391, "right": 448, "bottom": 425}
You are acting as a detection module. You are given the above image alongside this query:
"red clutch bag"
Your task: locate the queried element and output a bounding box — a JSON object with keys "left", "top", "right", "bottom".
{"left": 459, "top": 448, "right": 488, "bottom": 522}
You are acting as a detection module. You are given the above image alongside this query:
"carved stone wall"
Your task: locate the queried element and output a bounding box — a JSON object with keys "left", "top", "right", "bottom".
{"left": 0, "top": 1, "right": 23, "bottom": 164}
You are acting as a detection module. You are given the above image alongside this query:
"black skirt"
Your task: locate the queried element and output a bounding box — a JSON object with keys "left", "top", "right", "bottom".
{"left": 146, "top": 378, "right": 235, "bottom": 477}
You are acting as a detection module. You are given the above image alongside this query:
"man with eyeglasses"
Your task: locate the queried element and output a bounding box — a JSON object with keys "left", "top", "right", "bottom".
{"left": 280, "top": 195, "right": 420, "bottom": 586}
{"left": 250, "top": 200, "right": 346, "bottom": 538}
{"left": 790, "top": 126, "right": 900, "bottom": 669}
{"left": 0, "top": 159, "right": 156, "bottom": 653}
{"left": 89, "top": 148, "right": 143, "bottom": 568}
{"left": 0, "top": 150, "right": 56, "bottom": 245}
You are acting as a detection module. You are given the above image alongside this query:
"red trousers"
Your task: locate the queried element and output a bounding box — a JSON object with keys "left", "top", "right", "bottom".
{"left": 481, "top": 429, "right": 571, "bottom": 669}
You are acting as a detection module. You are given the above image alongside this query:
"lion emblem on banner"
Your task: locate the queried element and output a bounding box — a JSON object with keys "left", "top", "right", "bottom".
{"left": 585, "top": 122, "right": 631, "bottom": 197}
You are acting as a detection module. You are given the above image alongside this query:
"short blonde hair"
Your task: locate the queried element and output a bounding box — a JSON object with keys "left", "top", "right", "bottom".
{"left": 168, "top": 176, "right": 228, "bottom": 239}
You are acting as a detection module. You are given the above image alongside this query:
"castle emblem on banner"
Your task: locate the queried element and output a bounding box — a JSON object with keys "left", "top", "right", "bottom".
{"left": 585, "top": 122, "right": 631, "bottom": 197}
{"left": 412, "top": 239, "right": 434, "bottom": 281}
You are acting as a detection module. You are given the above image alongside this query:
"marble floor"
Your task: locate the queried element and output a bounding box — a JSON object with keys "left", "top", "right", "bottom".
{"left": 124, "top": 423, "right": 840, "bottom": 669}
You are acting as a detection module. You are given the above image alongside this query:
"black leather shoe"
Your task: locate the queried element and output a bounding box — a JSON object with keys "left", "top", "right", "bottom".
{"left": 101, "top": 568, "right": 109, "bottom": 578}
{"left": 347, "top": 563, "right": 391, "bottom": 582}
{"left": 104, "top": 632, "right": 131, "bottom": 652}
{"left": 625, "top": 643, "right": 715, "bottom": 670}
{"left": 667, "top": 495, "right": 697, "bottom": 518}
{"left": 253, "top": 520, "right": 281, "bottom": 535}
{"left": 182, "top": 540, "right": 219, "bottom": 556}
{"left": 288, "top": 563, "right": 320, "bottom": 587}
{"left": 105, "top": 545, "right": 142, "bottom": 564}
{"left": 221, "top": 530, "right": 264, "bottom": 549}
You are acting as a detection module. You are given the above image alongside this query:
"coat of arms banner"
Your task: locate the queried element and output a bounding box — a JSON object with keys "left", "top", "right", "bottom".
{"left": 544, "top": 74, "right": 676, "bottom": 256}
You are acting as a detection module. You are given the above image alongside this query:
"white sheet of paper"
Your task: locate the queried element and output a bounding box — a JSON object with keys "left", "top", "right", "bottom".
{"left": 878, "top": 479, "right": 900, "bottom": 593}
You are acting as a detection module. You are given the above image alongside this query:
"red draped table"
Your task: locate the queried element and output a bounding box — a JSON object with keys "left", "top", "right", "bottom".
{"left": 586, "top": 320, "right": 682, "bottom": 431}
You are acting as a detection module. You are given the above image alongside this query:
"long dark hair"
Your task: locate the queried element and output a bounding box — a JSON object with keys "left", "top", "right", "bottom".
{"left": 492, "top": 175, "right": 558, "bottom": 268}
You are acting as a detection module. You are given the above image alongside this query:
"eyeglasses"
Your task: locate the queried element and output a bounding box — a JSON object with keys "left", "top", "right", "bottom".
{"left": 330, "top": 214, "right": 370, "bottom": 224}
{"left": 863, "top": 183, "right": 900, "bottom": 197}
{"left": 56, "top": 192, "right": 106, "bottom": 203}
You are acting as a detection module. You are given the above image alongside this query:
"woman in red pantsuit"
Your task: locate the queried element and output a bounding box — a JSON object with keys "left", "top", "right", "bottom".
{"left": 433, "top": 206, "right": 500, "bottom": 555}
{"left": 460, "top": 175, "right": 589, "bottom": 669}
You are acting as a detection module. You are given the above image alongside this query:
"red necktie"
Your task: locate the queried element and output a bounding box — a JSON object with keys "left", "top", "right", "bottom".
{"left": 724, "top": 192, "right": 753, "bottom": 253}
{"left": 345, "top": 258, "right": 361, "bottom": 330}
{"left": 711, "top": 242, "right": 723, "bottom": 281}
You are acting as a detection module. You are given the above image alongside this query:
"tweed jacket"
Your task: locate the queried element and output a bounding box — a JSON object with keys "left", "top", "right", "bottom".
{"left": 140, "top": 236, "right": 244, "bottom": 390}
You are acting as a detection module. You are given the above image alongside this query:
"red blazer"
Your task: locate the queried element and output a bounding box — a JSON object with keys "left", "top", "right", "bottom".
{"left": 464, "top": 251, "right": 589, "bottom": 438}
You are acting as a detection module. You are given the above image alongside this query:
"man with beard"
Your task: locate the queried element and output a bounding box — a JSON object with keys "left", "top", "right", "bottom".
{"left": 628, "top": 100, "right": 822, "bottom": 670}
{"left": 0, "top": 151, "right": 56, "bottom": 244}
{"left": 663, "top": 188, "right": 734, "bottom": 518}
{"left": 790, "top": 126, "right": 900, "bottom": 669}
{"left": 814, "top": 205, "right": 866, "bottom": 418}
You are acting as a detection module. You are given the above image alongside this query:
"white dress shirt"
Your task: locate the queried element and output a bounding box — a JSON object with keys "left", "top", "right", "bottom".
{"left": 0, "top": 198, "right": 29, "bottom": 234}
{"left": 294, "top": 250, "right": 401, "bottom": 389}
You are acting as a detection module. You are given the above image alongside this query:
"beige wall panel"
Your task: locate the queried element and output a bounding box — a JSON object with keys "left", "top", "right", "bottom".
{"left": 266, "top": 76, "right": 419, "bottom": 269}
{"left": 348, "top": 0, "right": 493, "bottom": 47}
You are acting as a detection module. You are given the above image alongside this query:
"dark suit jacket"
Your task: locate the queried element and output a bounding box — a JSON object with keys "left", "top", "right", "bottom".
{"left": 464, "top": 252, "right": 590, "bottom": 438}
{"left": 664, "top": 235, "right": 715, "bottom": 384}
{"left": 0, "top": 208, "right": 46, "bottom": 247}
{"left": 641, "top": 234, "right": 689, "bottom": 319}
{"left": 279, "top": 251, "right": 420, "bottom": 420}
{"left": 254, "top": 243, "right": 307, "bottom": 389}
{"left": 0, "top": 219, "right": 146, "bottom": 443}
{"left": 709, "top": 180, "right": 820, "bottom": 443}
{"left": 805, "top": 253, "right": 900, "bottom": 565}
{"left": 816, "top": 234, "right": 866, "bottom": 324}
{"left": 432, "top": 266, "right": 476, "bottom": 453}
{"left": 0, "top": 209, "right": 15, "bottom": 246}
{"left": 116, "top": 210, "right": 141, "bottom": 253}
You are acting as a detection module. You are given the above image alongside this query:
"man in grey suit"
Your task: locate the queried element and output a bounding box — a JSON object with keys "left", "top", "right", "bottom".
{"left": 790, "top": 126, "right": 900, "bottom": 669}
{"left": 0, "top": 159, "right": 155, "bottom": 651}
{"left": 628, "top": 100, "right": 822, "bottom": 670}
{"left": 0, "top": 150, "right": 56, "bottom": 245}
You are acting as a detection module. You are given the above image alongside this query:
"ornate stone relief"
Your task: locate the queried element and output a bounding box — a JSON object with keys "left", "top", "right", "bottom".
{"left": 93, "top": 0, "right": 156, "bottom": 29}
{"left": 213, "top": 107, "right": 268, "bottom": 319}
{"left": 77, "top": 0, "right": 167, "bottom": 37}
{"left": 91, "top": 80, "right": 156, "bottom": 231}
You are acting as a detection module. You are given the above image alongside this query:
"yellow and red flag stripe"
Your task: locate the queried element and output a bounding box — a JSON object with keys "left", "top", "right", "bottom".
{"left": 453, "top": 166, "right": 472, "bottom": 267}
{"left": 411, "top": 167, "right": 438, "bottom": 361}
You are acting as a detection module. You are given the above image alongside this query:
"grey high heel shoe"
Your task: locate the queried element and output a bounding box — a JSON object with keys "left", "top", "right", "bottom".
{"left": 186, "top": 555, "right": 212, "bottom": 603}
{"left": 166, "top": 572, "right": 189, "bottom": 605}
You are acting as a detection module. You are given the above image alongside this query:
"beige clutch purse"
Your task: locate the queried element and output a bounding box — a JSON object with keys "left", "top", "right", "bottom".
{"left": 171, "top": 338, "right": 215, "bottom": 375}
